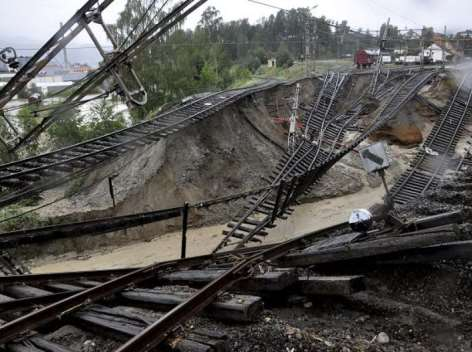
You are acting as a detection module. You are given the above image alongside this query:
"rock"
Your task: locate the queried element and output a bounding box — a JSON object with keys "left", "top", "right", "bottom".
{"left": 373, "top": 123, "right": 423, "bottom": 145}
{"left": 302, "top": 164, "right": 364, "bottom": 202}
{"left": 287, "top": 295, "right": 308, "bottom": 306}
{"left": 355, "top": 315, "right": 370, "bottom": 323}
{"left": 366, "top": 173, "right": 382, "bottom": 188}
{"left": 82, "top": 340, "right": 96, "bottom": 352}
{"left": 376, "top": 332, "right": 390, "bottom": 344}
{"left": 286, "top": 326, "right": 301, "bottom": 336}
{"left": 303, "top": 301, "right": 313, "bottom": 309}
{"left": 342, "top": 347, "right": 351, "bottom": 352}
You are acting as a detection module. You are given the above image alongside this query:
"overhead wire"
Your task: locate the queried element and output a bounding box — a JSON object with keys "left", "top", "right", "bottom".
{"left": 118, "top": 0, "right": 171, "bottom": 51}
{"left": 365, "top": 0, "right": 422, "bottom": 27}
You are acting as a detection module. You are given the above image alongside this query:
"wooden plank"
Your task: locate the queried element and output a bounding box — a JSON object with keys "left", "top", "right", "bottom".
{"left": 7, "top": 336, "right": 74, "bottom": 352}
{"left": 44, "top": 283, "right": 85, "bottom": 292}
{"left": 3, "top": 285, "right": 51, "bottom": 299}
{"left": 298, "top": 275, "right": 365, "bottom": 296}
{"left": 0, "top": 293, "right": 13, "bottom": 303}
{"left": 162, "top": 269, "right": 297, "bottom": 292}
{"left": 119, "top": 289, "right": 263, "bottom": 322}
{"left": 72, "top": 305, "right": 226, "bottom": 351}
{"left": 377, "top": 240, "right": 472, "bottom": 264}
{"left": 75, "top": 280, "right": 103, "bottom": 288}
{"left": 278, "top": 230, "right": 460, "bottom": 267}
{"left": 184, "top": 333, "right": 229, "bottom": 352}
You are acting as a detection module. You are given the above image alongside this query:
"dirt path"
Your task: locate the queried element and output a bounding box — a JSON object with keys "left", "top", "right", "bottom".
{"left": 32, "top": 186, "right": 385, "bottom": 273}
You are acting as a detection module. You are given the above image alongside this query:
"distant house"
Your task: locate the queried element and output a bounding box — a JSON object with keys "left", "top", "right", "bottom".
{"left": 423, "top": 44, "right": 452, "bottom": 63}
{"left": 39, "top": 63, "right": 66, "bottom": 77}
{"left": 64, "top": 63, "right": 93, "bottom": 81}
{"left": 267, "top": 58, "right": 277, "bottom": 68}
{"left": 70, "top": 63, "right": 92, "bottom": 73}
{"left": 34, "top": 81, "right": 73, "bottom": 95}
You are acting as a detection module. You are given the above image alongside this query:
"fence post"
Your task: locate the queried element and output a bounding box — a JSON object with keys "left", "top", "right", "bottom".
{"left": 108, "top": 175, "right": 117, "bottom": 208}
{"left": 181, "top": 203, "right": 189, "bottom": 259}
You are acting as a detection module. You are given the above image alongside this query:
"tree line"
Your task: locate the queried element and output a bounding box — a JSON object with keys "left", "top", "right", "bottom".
{"left": 11, "top": 1, "right": 466, "bottom": 157}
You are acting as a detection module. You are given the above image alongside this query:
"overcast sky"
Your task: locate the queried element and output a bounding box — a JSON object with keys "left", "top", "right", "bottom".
{"left": 0, "top": 0, "right": 470, "bottom": 59}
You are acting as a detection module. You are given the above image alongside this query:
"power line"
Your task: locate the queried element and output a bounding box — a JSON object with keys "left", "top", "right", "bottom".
{"left": 365, "top": 0, "right": 421, "bottom": 27}
{"left": 247, "top": 0, "right": 287, "bottom": 12}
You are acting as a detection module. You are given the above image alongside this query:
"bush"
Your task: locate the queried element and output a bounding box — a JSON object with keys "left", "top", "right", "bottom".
{"left": 276, "top": 49, "right": 294, "bottom": 68}
{"left": 48, "top": 108, "right": 84, "bottom": 148}
{"left": 252, "top": 47, "right": 269, "bottom": 65}
{"left": 245, "top": 56, "right": 262, "bottom": 73}
{"left": 82, "top": 100, "right": 127, "bottom": 140}
{"left": 229, "top": 65, "right": 252, "bottom": 83}
{"left": 0, "top": 204, "right": 45, "bottom": 232}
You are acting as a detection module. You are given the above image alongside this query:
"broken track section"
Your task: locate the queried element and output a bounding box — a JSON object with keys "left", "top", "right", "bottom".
{"left": 0, "top": 81, "right": 281, "bottom": 208}
{"left": 215, "top": 69, "right": 437, "bottom": 252}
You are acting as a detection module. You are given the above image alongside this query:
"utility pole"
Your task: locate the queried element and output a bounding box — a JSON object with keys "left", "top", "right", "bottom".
{"left": 420, "top": 35, "right": 424, "bottom": 69}
{"left": 313, "top": 19, "right": 317, "bottom": 74}
{"left": 60, "top": 22, "right": 70, "bottom": 70}
{"left": 305, "top": 5, "right": 318, "bottom": 76}
{"left": 379, "top": 18, "right": 390, "bottom": 66}
{"left": 305, "top": 19, "right": 310, "bottom": 76}
{"left": 442, "top": 25, "right": 447, "bottom": 68}
{"left": 288, "top": 83, "right": 301, "bottom": 154}
{"left": 339, "top": 30, "right": 345, "bottom": 60}
{"left": 304, "top": 15, "right": 317, "bottom": 76}
{"left": 371, "top": 18, "right": 390, "bottom": 95}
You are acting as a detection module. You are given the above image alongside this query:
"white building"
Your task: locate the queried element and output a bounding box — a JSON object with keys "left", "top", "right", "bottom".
{"left": 423, "top": 44, "right": 450, "bottom": 63}
{"left": 0, "top": 73, "right": 73, "bottom": 95}
{"left": 34, "top": 81, "right": 74, "bottom": 95}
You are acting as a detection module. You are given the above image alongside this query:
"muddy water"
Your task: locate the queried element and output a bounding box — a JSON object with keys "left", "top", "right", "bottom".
{"left": 32, "top": 186, "right": 385, "bottom": 273}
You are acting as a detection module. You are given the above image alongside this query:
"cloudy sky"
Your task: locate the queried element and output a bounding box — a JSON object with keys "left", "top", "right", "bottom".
{"left": 0, "top": 0, "right": 470, "bottom": 64}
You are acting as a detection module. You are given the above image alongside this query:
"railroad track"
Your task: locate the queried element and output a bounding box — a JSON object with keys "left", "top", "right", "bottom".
{"left": 215, "top": 69, "right": 436, "bottom": 252}
{"left": 0, "top": 81, "right": 281, "bottom": 208}
{"left": 0, "top": 221, "right": 355, "bottom": 352}
{"left": 0, "top": 208, "right": 463, "bottom": 351}
{"left": 0, "top": 70, "right": 444, "bottom": 350}
{"left": 214, "top": 72, "right": 352, "bottom": 251}
{"left": 0, "top": 69, "right": 437, "bottom": 350}
{"left": 391, "top": 72, "right": 472, "bottom": 204}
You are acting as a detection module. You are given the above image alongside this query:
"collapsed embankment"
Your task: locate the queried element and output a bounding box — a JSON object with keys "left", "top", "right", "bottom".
{"left": 10, "top": 79, "right": 319, "bottom": 260}
{"left": 10, "top": 72, "right": 461, "bottom": 264}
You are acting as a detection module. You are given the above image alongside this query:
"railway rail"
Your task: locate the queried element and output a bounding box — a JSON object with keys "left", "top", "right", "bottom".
{"left": 0, "top": 80, "right": 280, "bottom": 208}
{"left": 0, "top": 220, "right": 352, "bottom": 352}
{"left": 214, "top": 72, "right": 356, "bottom": 252}
{"left": 0, "top": 70, "right": 451, "bottom": 352}
{"left": 0, "top": 67, "right": 434, "bottom": 352}
{"left": 0, "top": 69, "right": 436, "bottom": 271}
{"left": 391, "top": 72, "right": 472, "bottom": 204}
{"left": 214, "top": 69, "right": 436, "bottom": 252}
{"left": 0, "top": 208, "right": 464, "bottom": 351}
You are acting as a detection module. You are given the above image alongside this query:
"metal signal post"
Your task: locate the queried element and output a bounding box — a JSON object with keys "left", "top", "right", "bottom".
{"left": 288, "top": 83, "right": 301, "bottom": 154}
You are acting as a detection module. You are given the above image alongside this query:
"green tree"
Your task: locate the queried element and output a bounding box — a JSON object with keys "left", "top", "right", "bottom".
{"left": 198, "top": 6, "right": 223, "bottom": 41}
{"left": 276, "top": 47, "right": 293, "bottom": 68}
{"left": 48, "top": 108, "right": 84, "bottom": 148}
{"left": 17, "top": 106, "right": 41, "bottom": 155}
{"left": 82, "top": 100, "right": 127, "bottom": 140}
